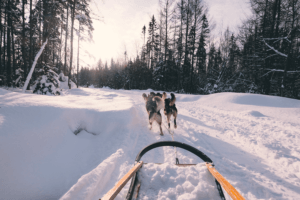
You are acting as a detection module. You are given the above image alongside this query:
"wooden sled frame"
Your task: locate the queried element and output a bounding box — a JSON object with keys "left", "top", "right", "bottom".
{"left": 101, "top": 141, "right": 245, "bottom": 200}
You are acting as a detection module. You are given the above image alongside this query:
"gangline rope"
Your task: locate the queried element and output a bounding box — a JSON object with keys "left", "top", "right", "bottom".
{"left": 162, "top": 121, "right": 180, "bottom": 164}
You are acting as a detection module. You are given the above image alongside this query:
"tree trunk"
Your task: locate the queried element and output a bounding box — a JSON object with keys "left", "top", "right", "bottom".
{"left": 164, "top": 0, "right": 168, "bottom": 62}
{"left": 275, "top": 0, "right": 281, "bottom": 37}
{"left": 7, "top": 2, "right": 12, "bottom": 86}
{"left": 270, "top": 0, "right": 278, "bottom": 38}
{"left": 42, "top": 0, "right": 51, "bottom": 65}
{"left": 38, "top": 0, "right": 42, "bottom": 69}
{"left": 29, "top": 0, "right": 33, "bottom": 70}
{"left": 28, "top": 0, "right": 33, "bottom": 90}
{"left": 64, "top": 5, "right": 69, "bottom": 75}
{"left": 53, "top": 42, "right": 55, "bottom": 65}
{"left": 184, "top": 0, "right": 190, "bottom": 63}
{"left": 177, "top": 0, "right": 184, "bottom": 92}
{"left": 22, "top": 0, "right": 27, "bottom": 77}
{"left": 59, "top": 14, "right": 63, "bottom": 72}
{"left": 11, "top": 22, "right": 16, "bottom": 78}
{"left": 159, "top": 13, "right": 162, "bottom": 61}
{"left": 184, "top": 0, "right": 190, "bottom": 93}
{"left": 262, "top": 0, "right": 268, "bottom": 37}
{"left": 77, "top": 19, "right": 80, "bottom": 88}
{"left": 3, "top": 5, "right": 6, "bottom": 77}
{"left": 68, "top": 0, "right": 76, "bottom": 89}
{"left": 190, "top": 1, "right": 199, "bottom": 93}
{"left": 0, "top": 1, "right": 2, "bottom": 75}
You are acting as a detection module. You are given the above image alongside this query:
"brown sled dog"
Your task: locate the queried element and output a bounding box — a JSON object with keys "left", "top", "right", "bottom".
{"left": 142, "top": 92, "right": 166, "bottom": 135}
{"left": 163, "top": 92, "right": 177, "bottom": 129}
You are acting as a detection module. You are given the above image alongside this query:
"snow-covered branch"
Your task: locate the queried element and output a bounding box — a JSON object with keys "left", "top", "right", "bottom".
{"left": 263, "top": 37, "right": 291, "bottom": 43}
{"left": 260, "top": 68, "right": 300, "bottom": 77}
{"left": 264, "top": 54, "right": 277, "bottom": 60}
{"left": 262, "top": 39, "right": 287, "bottom": 58}
{"left": 263, "top": 30, "right": 292, "bottom": 43}
{"left": 22, "top": 39, "right": 48, "bottom": 93}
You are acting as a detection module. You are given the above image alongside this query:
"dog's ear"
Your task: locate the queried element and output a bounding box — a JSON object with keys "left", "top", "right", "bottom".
{"left": 170, "top": 93, "right": 176, "bottom": 106}
{"left": 142, "top": 93, "right": 148, "bottom": 102}
{"left": 162, "top": 92, "right": 167, "bottom": 100}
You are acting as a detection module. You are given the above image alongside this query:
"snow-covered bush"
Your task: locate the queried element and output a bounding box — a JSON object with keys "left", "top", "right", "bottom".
{"left": 59, "top": 72, "right": 68, "bottom": 82}
{"left": 33, "top": 66, "right": 61, "bottom": 95}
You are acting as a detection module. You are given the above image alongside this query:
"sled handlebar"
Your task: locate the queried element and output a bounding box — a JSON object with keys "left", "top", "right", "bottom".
{"left": 135, "top": 140, "right": 213, "bottom": 163}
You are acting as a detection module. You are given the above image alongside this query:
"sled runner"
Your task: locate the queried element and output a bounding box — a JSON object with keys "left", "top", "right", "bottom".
{"left": 100, "top": 141, "right": 245, "bottom": 200}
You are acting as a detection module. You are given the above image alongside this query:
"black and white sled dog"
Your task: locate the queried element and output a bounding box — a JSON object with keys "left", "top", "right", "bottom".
{"left": 163, "top": 92, "right": 177, "bottom": 129}
{"left": 142, "top": 92, "right": 166, "bottom": 135}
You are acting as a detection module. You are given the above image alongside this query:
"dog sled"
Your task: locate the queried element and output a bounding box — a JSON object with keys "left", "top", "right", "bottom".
{"left": 100, "top": 141, "right": 245, "bottom": 200}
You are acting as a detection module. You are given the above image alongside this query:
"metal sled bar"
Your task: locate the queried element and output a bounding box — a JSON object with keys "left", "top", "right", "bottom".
{"left": 206, "top": 163, "right": 245, "bottom": 200}
{"left": 101, "top": 161, "right": 143, "bottom": 200}
{"left": 135, "top": 141, "right": 213, "bottom": 163}
{"left": 144, "top": 163, "right": 196, "bottom": 167}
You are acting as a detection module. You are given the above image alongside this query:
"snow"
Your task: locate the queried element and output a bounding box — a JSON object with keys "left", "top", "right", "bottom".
{"left": 59, "top": 75, "right": 77, "bottom": 90}
{"left": 137, "top": 163, "right": 221, "bottom": 200}
{"left": 0, "top": 88, "right": 300, "bottom": 200}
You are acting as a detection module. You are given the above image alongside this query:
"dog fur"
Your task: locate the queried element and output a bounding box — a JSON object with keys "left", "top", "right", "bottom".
{"left": 142, "top": 92, "right": 166, "bottom": 135}
{"left": 163, "top": 92, "right": 177, "bottom": 129}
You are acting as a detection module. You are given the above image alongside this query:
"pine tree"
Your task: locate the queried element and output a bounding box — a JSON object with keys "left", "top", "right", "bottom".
{"left": 228, "top": 34, "right": 239, "bottom": 76}
{"left": 195, "top": 14, "right": 209, "bottom": 89}
{"left": 33, "top": 65, "right": 61, "bottom": 95}
{"left": 147, "top": 15, "right": 159, "bottom": 70}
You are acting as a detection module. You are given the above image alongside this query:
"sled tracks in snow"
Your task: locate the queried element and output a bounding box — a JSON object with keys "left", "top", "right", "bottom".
{"left": 100, "top": 141, "right": 245, "bottom": 200}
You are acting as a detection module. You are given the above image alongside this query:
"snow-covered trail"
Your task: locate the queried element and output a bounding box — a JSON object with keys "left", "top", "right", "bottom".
{"left": 122, "top": 90, "right": 300, "bottom": 199}
{"left": 1, "top": 88, "right": 300, "bottom": 200}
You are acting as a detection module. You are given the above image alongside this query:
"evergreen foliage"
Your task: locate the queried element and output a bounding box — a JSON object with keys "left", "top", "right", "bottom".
{"left": 33, "top": 65, "right": 61, "bottom": 95}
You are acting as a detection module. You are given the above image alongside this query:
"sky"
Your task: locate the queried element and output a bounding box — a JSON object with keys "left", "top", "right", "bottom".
{"left": 80, "top": 0, "right": 252, "bottom": 67}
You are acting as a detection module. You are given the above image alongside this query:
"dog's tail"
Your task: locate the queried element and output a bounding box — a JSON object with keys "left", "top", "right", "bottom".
{"left": 169, "top": 93, "right": 176, "bottom": 106}
{"left": 142, "top": 93, "right": 148, "bottom": 102}
{"left": 152, "top": 96, "right": 165, "bottom": 112}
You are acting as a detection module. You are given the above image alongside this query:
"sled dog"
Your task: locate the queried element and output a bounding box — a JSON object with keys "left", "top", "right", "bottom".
{"left": 163, "top": 92, "right": 177, "bottom": 129}
{"left": 142, "top": 92, "right": 166, "bottom": 135}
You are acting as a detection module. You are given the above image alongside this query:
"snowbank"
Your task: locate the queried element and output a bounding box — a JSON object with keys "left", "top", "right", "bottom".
{"left": 0, "top": 88, "right": 134, "bottom": 200}
{"left": 60, "top": 149, "right": 125, "bottom": 200}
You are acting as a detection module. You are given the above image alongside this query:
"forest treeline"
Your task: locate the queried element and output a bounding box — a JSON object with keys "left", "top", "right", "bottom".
{"left": 1, "top": 0, "right": 300, "bottom": 99}
{"left": 80, "top": 0, "right": 300, "bottom": 99}
{"left": 0, "top": 0, "right": 93, "bottom": 93}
